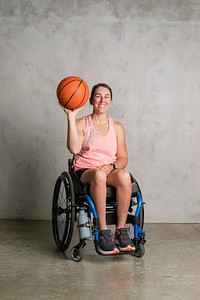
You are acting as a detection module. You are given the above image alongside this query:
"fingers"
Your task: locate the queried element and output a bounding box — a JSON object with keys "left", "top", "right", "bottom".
{"left": 99, "top": 164, "right": 113, "bottom": 176}
{"left": 59, "top": 104, "right": 84, "bottom": 116}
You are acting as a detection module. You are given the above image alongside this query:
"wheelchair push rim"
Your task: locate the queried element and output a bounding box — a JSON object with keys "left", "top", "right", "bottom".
{"left": 52, "top": 172, "right": 75, "bottom": 251}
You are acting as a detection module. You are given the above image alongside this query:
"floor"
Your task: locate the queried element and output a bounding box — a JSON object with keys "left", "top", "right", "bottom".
{"left": 0, "top": 221, "right": 200, "bottom": 300}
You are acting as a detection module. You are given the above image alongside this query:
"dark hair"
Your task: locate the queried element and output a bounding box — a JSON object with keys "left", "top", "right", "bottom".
{"left": 90, "top": 83, "right": 112, "bottom": 104}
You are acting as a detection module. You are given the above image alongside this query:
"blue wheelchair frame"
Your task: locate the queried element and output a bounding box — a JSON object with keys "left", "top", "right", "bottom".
{"left": 52, "top": 159, "right": 146, "bottom": 261}
{"left": 76, "top": 192, "right": 145, "bottom": 252}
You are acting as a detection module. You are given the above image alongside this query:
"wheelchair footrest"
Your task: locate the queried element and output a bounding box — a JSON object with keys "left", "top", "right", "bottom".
{"left": 94, "top": 240, "right": 141, "bottom": 257}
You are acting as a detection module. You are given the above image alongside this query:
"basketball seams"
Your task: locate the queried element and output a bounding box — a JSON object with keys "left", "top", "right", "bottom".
{"left": 57, "top": 77, "right": 79, "bottom": 98}
{"left": 74, "top": 81, "right": 87, "bottom": 109}
{"left": 63, "top": 80, "right": 83, "bottom": 109}
{"left": 57, "top": 78, "right": 80, "bottom": 103}
{"left": 57, "top": 76, "right": 89, "bottom": 109}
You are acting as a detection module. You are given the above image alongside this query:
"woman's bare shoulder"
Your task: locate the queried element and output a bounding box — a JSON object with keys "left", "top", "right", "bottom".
{"left": 112, "top": 118, "right": 125, "bottom": 132}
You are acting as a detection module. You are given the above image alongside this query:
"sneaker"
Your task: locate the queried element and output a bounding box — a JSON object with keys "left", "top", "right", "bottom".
{"left": 98, "top": 229, "right": 119, "bottom": 255}
{"left": 115, "top": 228, "right": 135, "bottom": 252}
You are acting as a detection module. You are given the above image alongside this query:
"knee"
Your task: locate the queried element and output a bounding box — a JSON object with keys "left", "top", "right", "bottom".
{"left": 116, "top": 169, "right": 132, "bottom": 187}
{"left": 91, "top": 169, "right": 107, "bottom": 185}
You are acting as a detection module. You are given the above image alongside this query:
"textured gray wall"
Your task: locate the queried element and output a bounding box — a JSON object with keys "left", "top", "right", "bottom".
{"left": 0, "top": 0, "right": 200, "bottom": 222}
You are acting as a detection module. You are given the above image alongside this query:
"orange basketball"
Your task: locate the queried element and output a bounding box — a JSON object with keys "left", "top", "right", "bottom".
{"left": 57, "top": 76, "right": 90, "bottom": 110}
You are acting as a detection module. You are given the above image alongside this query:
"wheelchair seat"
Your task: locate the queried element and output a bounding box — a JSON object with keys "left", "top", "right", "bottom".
{"left": 68, "top": 159, "right": 140, "bottom": 199}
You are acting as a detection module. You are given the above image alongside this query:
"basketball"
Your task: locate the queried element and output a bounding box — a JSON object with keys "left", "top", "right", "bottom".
{"left": 57, "top": 76, "right": 90, "bottom": 110}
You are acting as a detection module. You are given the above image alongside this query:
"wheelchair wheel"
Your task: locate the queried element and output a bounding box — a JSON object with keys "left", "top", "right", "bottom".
{"left": 138, "top": 204, "right": 144, "bottom": 229}
{"left": 131, "top": 176, "right": 145, "bottom": 230}
{"left": 70, "top": 246, "right": 83, "bottom": 262}
{"left": 52, "top": 172, "right": 75, "bottom": 251}
{"left": 133, "top": 243, "right": 145, "bottom": 258}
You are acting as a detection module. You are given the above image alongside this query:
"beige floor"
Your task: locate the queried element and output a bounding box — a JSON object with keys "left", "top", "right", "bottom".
{"left": 0, "top": 220, "right": 200, "bottom": 300}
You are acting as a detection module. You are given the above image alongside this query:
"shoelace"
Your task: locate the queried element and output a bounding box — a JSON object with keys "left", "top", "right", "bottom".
{"left": 101, "top": 232, "right": 114, "bottom": 243}
{"left": 117, "top": 229, "right": 130, "bottom": 241}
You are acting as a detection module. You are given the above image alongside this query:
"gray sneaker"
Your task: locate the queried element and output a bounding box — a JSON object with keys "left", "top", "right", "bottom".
{"left": 98, "top": 229, "right": 119, "bottom": 255}
{"left": 115, "top": 228, "right": 135, "bottom": 252}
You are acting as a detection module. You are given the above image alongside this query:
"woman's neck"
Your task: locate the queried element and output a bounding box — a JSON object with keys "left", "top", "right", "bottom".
{"left": 90, "top": 113, "right": 109, "bottom": 125}
{"left": 90, "top": 113, "right": 109, "bottom": 135}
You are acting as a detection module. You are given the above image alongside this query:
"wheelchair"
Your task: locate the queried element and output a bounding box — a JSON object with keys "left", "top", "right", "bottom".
{"left": 52, "top": 159, "right": 146, "bottom": 262}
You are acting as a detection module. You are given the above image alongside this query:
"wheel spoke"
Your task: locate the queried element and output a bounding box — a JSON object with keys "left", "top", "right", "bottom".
{"left": 52, "top": 172, "right": 75, "bottom": 251}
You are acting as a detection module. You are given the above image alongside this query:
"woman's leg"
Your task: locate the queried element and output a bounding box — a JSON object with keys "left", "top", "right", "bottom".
{"left": 107, "top": 169, "right": 132, "bottom": 229}
{"left": 107, "top": 169, "right": 135, "bottom": 251}
{"left": 80, "top": 169, "right": 108, "bottom": 230}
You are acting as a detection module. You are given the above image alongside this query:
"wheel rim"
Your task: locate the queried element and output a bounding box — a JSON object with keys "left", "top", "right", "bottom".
{"left": 52, "top": 173, "right": 75, "bottom": 250}
{"left": 70, "top": 247, "right": 83, "bottom": 262}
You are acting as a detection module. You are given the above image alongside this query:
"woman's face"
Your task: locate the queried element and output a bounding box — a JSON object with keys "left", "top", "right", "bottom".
{"left": 91, "top": 86, "right": 112, "bottom": 113}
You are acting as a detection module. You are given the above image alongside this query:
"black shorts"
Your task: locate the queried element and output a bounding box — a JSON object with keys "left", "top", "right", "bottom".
{"left": 75, "top": 168, "right": 89, "bottom": 180}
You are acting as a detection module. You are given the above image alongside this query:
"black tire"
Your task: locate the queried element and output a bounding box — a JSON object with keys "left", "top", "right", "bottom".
{"left": 70, "top": 247, "right": 83, "bottom": 262}
{"left": 52, "top": 172, "right": 75, "bottom": 251}
{"left": 133, "top": 243, "right": 145, "bottom": 258}
{"left": 131, "top": 175, "right": 144, "bottom": 230}
{"left": 138, "top": 203, "right": 144, "bottom": 230}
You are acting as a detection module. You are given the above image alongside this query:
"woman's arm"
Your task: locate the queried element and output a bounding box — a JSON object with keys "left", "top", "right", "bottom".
{"left": 114, "top": 121, "right": 129, "bottom": 169}
{"left": 61, "top": 107, "right": 85, "bottom": 154}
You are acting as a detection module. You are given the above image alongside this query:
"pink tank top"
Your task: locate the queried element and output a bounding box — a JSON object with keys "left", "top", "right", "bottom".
{"left": 73, "top": 115, "right": 117, "bottom": 170}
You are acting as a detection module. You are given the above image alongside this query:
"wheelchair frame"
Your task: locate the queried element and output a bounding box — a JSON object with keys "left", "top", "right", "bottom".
{"left": 52, "top": 159, "right": 146, "bottom": 262}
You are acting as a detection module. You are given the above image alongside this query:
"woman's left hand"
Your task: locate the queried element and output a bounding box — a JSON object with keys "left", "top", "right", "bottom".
{"left": 99, "top": 164, "right": 114, "bottom": 176}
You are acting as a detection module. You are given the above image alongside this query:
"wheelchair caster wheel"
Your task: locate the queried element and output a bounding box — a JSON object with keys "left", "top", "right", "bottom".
{"left": 70, "top": 247, "right": 83, "bottom": 262}
{"left": 132, "top": 243, "right": 145, "bottom": 258}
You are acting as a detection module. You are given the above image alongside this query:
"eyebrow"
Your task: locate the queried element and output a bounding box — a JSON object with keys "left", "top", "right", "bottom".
{"left": 95, "top": 93, "right": 111, "bottom": 97}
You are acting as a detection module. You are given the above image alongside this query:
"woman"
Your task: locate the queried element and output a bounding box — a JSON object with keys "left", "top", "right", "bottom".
{"left": 62, "top": 83, "right": 135, "bottom": 255}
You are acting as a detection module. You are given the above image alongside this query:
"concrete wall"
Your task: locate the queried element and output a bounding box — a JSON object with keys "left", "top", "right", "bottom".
{"left": 0, "top": 0, "right": 200, "bottom": 222}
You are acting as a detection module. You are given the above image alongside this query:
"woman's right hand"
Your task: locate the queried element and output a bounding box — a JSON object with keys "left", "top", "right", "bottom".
{"left": 59, "top": 104, "right": 84, "bottom": 117}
